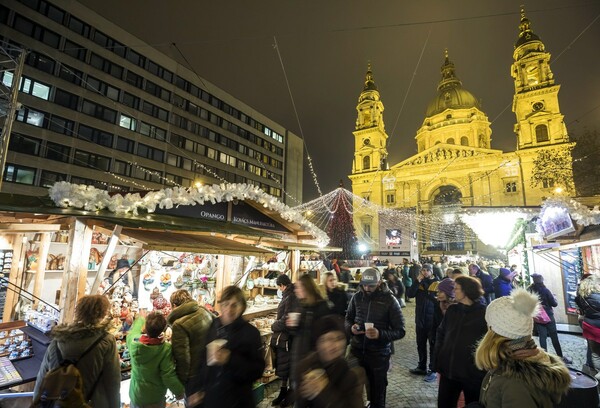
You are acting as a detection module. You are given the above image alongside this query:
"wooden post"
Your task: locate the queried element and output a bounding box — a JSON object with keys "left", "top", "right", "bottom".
{"left": 32, "top": 232, "right": 51, "bottom": 306}
{"left": 290, "top": 249, "right": 300, "bottom": 282}
{"left": 59, "top": 219, "right": 90, "bottom": 323}
{"left": 76, "top": 226, "right": 93, "bottom": 300}
{"left": 90, "top": 225, "right": 122, "bottom": 294}
{"left": 2, "top": 234, "right": 25, "bottom": 322}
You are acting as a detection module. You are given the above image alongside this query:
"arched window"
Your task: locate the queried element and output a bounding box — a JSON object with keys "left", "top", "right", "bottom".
{"left": 435, "top": 141, "right": 441, "bottom": 145}
{"left": 461, "top": 136, "right": 469, "bottom": 146}
{"left": 447, "top": 138, "right": 455, "bottom": 144}
{"left": 363, "top": 155, "right": 370, "bottom": 170}
{"left": 536, "top": 125, "right": 549, "bottom": 142}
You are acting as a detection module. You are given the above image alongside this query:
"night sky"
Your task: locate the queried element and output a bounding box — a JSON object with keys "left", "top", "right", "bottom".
{"left": 79, "top": 0, "right": 600, "bottom": 202}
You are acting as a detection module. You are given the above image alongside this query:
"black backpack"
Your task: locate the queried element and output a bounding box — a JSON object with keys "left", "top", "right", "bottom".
{"left": 31, "top": 335, "right": 105, "bottom": 407}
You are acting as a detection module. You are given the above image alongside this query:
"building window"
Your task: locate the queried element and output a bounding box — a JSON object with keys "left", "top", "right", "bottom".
{"left": 8, "top": 134, "right": 41, "bottom": 156}
{"left": 447, "top": 138, "right": 455, "bottom": 144}
{"left": 386, "top": 193, "right": 396, "bottom": 204}
{"left": 116, "top": 137, "right": 135, "bottom": 154}
{"left": 362, "top": 223, "right": 371, "bottom": 238}
{"left": 16, "top": 108, "right": 46, "bottom": 127}
{"left": 139, "top": 122, "right": 166, "bottom": 140}
{"left": 48, "top": 115, "right": 74, "bottom": 136}
{"left": 63, "top": 40, "right": 87, "bottom": 62}
{"left": 536, "top": 125, "right": 549, "bottom": 143}
{"left": 363, "top": 155, "right": 370, "bottom": 170}
{"left": 113, "top": 160, "right": 132, "bottom": 176}
{"left": 122, "top": 92, "right": 140, "bottom": 110}
{"left": 74, "top": 150, "right": 111, "bottom": 171}
{"left": 40, "top": 170, "right": 66, "bottom": 188}
{"left": 81, "top": 100, "right": 117, "bottom": 123}
{"left": 25, "top": 52, "right": 55, "bottom": 74}
{"left": 1, "top": 72, "right": 50, "bottom": 100}
{"left": 137, "top": 143, "right": 164, "bottom": 162}
{"left": 45, "top": 142, "right": 71, "bottom": 162}
{"left": 3, "top": 164, "right": 35, "bottom": 184}
{"left": 542, "top": 179, "right": 555, "bottom": 189}
{"left": 78, "top": 125, "right": 113, "bottom": 147}
{"left": 119, "top": 114, "right": 137, "bottom": 131}
{"left": 67, "top": 16, "right": 91, "bottom": 38}
{"left": 85, "top": 76, "right": 120, "bottom": 101}
{"left": 58, "top": 64, "right": 82, "bottom": 85}
{"left": 504, "top": 181, "right": 517, "bottom": 193}
{"left": 54, "top": 89, "right": 79, "bottom": 110}
{"left": 461, "top": 136, "right": 469, "bottom": 146}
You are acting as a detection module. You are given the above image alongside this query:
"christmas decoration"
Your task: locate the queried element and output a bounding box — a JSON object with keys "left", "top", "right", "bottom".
{"left": 537, "top": 197, "right": 600, "bottom": 235}
{"left": 48, "top": 182, "right": 328, "bottom": 246}
{"left": 530, "top": 146, "right": 576, "bottom": 193}
{"left": 326, "top": 182, "right": 359, "bottom": 259}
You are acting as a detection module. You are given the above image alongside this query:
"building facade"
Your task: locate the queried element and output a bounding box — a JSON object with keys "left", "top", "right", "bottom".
{"left": 349, "top": 10, "right": 574, "bottom": 255}
{"left": 0, "top": 0, "right": 303, "bottom": 204}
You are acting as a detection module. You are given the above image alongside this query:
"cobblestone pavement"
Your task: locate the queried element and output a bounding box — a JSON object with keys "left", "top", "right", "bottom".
{"left": 258, "top": 300, "right": 589, "bottom": 408}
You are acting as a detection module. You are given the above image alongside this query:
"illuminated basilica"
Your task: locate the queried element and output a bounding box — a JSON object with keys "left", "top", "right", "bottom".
{"left": 349, "top": 10, "right": 574, "bottom": 255}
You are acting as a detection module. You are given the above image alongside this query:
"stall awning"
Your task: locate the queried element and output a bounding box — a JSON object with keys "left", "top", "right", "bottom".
{"left": 122, "top": 228, "right": 273, "bottom": 256}
{"left": 257, "top": 240, "right": 342, "bottom": 252}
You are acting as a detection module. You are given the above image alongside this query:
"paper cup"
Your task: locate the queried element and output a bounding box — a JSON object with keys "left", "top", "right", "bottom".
{"left": 207, "top": 339, "right": 227, "bottom": 366}
{"left": 364, "top": 322, "right": 374, "bottom": 330}
{"left": 288, "top": 312, "right": 301, "bottom": 327}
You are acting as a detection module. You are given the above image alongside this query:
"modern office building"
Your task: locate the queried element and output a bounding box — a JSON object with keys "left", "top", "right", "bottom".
{"left": 0, "top": 0, "right": 303, "bottom": 204}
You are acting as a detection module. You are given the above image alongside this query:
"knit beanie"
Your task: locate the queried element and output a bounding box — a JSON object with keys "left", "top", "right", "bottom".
{"left": 437, "top": 278, "right": 456, "bottom": 298}
{"left": 499, "top": 268, "right": 512, "bottom": 278}
{"left": 531, "top": 273, "right": 544, "bottom": 284}
{"left": 485, "top": 288, "right": 539, "bottom": 339}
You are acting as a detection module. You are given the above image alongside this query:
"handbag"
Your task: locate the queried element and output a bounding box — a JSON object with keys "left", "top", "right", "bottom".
{"left": 533, "top": 306, "right": 551, "bottom": 324}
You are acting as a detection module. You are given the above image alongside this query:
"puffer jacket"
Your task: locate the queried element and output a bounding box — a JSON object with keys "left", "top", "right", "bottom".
{"left": 167, "top": 300, "right": 213, "bottom": 388}
{"left": 407, "top": 276, "right": 438, "bottom": 329}
{"left": 127, "top": 317, "right": 184, "bottom": 405}
{"left": 434, "top": 302, "right": 487, "bottom": 382}
{"left": 33, "top": 320, "right": 120, "bottom": 407}
{"left": 493, "top": 275, "right": 513, "bottom": 299}
{"left": 576, "top": 291, "right": 600, "bottom": 328}
{"left": 529, "top": 283, "right": 557, "bottom": 316}
{"left": 476, "top": 270, "right": 494, "bottom": 304}
{"left": 479, "top": 351, "right": 571, "bottom": 408}
{"left": 345, "top": 284, "right": 406, "bottom": 354}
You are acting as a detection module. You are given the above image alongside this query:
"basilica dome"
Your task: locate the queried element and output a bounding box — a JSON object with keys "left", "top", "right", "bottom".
{"left": 425, "top": 51, "right": 481, "bottom": 117}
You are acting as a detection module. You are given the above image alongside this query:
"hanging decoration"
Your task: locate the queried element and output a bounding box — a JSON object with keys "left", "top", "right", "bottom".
{"left": 48, "top": 182, "right": 329, "bottom": 246}
{"left": 538, "top": 197, "right": 600, "bottom": 229}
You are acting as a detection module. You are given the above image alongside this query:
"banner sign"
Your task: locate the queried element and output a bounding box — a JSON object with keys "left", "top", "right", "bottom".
{"left": 560, "top": 249, "right": 581, "bottom": 315}
{"left": 155, "top": 202, "right": 228, "bottom": 222}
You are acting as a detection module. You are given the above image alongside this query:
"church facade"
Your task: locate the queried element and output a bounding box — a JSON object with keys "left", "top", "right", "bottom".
{"left": 348, "top": 10, "right": 574, "bottom": 255}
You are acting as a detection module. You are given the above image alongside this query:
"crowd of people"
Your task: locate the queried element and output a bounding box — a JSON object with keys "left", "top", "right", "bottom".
{"left": 32, "top": 255, "right": 594, "bottom": 408}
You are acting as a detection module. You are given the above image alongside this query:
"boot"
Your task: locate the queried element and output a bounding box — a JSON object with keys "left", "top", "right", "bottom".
{"left": 272, "top": 387, "right": 288, "bottom": 406}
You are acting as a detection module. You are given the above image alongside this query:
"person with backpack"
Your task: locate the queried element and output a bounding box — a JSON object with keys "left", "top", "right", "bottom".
{"left": 33, "top": 295, "right": 120, "bottom": 407}
{"left": 128, "top": 310, "right": 185, "bottom": 407}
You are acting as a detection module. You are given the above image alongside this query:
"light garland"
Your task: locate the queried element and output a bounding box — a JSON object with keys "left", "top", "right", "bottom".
{"left": 48, "top": 181, "right": 329, "bottom": 246}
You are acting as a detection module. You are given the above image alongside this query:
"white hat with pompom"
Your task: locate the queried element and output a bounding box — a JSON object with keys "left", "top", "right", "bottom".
{"left": 485, "top": 288, "right": 540, "bottom": 339}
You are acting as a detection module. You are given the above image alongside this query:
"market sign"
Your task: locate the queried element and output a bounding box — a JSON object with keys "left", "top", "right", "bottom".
{"left": 560, "top": 249, "right": 581, "bottom": 315}
{"left": 231, "top": 201, "right": 289, "bottom": 232}
{"left": 539, "top": 206, "right": 576, "bottom": 240}
{"left": 155, "top": 202, "right": 228, "bottom": 222}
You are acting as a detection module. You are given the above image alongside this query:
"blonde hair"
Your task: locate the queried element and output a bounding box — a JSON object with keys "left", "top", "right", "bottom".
{"left": 578, "top": 274, "right": 600, "bottom": 298}
{"left": 475, "top": 329, "right": 514, "bottom": 371}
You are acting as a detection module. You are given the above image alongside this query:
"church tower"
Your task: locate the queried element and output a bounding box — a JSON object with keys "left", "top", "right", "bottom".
{"left": 352, "top": 64, "right": 389, "bottom": 174}
{"left": 512, "top": 7, "right": 569, "bottom": 149}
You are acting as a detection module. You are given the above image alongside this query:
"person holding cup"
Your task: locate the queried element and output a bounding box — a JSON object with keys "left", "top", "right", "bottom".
{"left": 295, "top": 315, "right": 364, "bottom": 408}
{"left": 288, "top": 274, "right": 332, "bottom": 404}
{"left": 188, "top": 286, "right": 264, "bottom": 408}
{"left": 345, "top": 268, "right": 405, "bottom": 408}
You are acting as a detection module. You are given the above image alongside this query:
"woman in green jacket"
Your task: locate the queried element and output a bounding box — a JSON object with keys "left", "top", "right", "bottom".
{"left": 128, "top": 312, "right": 184, "bottom": 407}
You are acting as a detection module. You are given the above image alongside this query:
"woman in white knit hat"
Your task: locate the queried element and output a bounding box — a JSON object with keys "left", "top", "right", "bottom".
{"left": 475, "top": 288, "right": 571, "bottom": 407}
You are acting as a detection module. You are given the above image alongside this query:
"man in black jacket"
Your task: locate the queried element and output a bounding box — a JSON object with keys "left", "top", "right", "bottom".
{"left": 407, "top": 263, "right": 438, "bottom": 377}
{"left": 345, "top": 268, "right": 405, "bottom": 408}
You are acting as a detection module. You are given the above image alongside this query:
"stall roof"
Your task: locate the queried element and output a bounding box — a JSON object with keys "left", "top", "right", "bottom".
{"left": 0, "top": 193, "right": 275, "bottom": 238}
{"left": 256, "top": 240, "right": 342, "bottom": 252}
{"left": 121, "top": 228, "right": 273, "bottom": 256}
